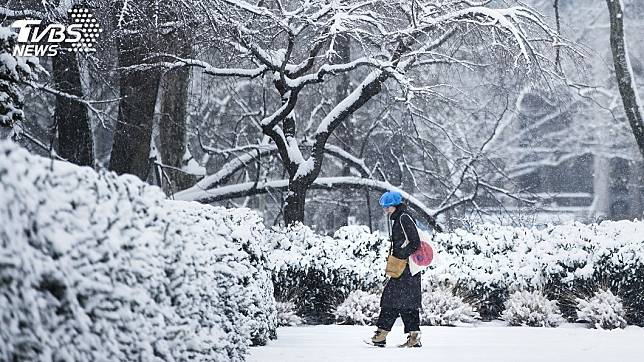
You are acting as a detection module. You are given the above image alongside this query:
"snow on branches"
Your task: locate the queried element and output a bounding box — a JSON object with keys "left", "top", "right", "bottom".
{"left": 0, "top": 27, "right": 43, "bottom": 129}
{"left": 162, "top": 0, "right": 564, "bottom": 225}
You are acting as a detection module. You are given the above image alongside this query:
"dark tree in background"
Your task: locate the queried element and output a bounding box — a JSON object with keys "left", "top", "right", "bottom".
{"left": 157, "top": 28, "right": 194, "bottom": 193}
{"left": 52, "top": 50, "right": 94, "bottom": 166}
{"left": 109, "top": 2, "right": 196, "bottom": 189}
{"left": 606, "top": 0, "right": 644, "bottom": 160}
{"left": 108, "top": 1, "right": 163, "bottom": 179}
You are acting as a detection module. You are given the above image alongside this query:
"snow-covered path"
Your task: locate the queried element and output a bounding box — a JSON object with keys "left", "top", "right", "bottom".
{"left": 249, "top": 323, "right": 644, "bottom": 362}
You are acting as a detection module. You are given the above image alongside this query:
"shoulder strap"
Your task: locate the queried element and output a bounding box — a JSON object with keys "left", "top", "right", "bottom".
{"left": 387, "top": 217, "right": 393, "bottom": 256}
{"left": 400, "top": 213, "right": 415, "bottom": 248}
{"left": 401, "top": 213, "right": 417, "bottom": 226}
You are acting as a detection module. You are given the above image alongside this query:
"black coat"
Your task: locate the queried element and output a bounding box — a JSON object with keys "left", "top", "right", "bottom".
{"left": 380, "top": 205, "right": 422, "bottom": 310}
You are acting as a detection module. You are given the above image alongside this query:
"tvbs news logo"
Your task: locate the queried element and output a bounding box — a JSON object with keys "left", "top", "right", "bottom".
{"left": 11, "top": 6, "right": 103, "bottom": 57}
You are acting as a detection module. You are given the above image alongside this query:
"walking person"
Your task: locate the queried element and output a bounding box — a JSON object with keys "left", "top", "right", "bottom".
{"left": 369, "top": 191, "right": 423, "bottom": 348}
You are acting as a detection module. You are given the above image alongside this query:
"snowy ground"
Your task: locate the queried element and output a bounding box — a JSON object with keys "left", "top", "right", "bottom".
{"left": 249, "top": 322, "right": 644, "bottom": 362}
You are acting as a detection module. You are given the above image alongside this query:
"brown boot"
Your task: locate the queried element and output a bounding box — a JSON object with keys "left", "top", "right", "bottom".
{"left": 370, "top": 328, "right": 389, "bottom": 347}
{"left": 398, "top": 331, "right": 421, "bottom": 347}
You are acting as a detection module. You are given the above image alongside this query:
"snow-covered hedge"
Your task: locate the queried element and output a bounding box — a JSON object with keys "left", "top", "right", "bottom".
{"left": 163, "top": 202, "right": 277, "bottom": 347}
{"left": 267, "top": 224, "right": 388, "bottom": 323}
{"left": 334, "top": 290, "right": 380, "bottom": 325}
{"left": 501, "top": 290, "right": 564, "bottom": 327}
{"left": 264, "top": 212, "right": 644, "bottom": 327}
{"left": 577, "top": 289, "right": 627, "bottom": 330}
{"left": 430, "top": 222, "right": 644, "bottom": 324}
{"left": 420, "top": 283, "right": 479, "bottom": 326}
{"left": 0, "top": 141, "right": 276, "bottom": 361}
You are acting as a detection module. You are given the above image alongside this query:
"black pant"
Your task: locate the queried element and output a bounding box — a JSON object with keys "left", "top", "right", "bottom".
{"left": 376, "top": 308, "right": 420, "bottom": 333}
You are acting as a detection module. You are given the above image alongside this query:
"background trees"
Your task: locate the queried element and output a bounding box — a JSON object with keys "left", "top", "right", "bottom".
{"left": 1, "top": 0, "right": 642, "bottom": 230}
{"left": 163, "top": 0, "right": 564, "bottom": 227}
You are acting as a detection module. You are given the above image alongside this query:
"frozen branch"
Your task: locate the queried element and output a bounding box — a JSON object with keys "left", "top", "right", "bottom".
{"left": 126, "top": 54, "right": 269, "bottom": 78}
{"left": 175, "top": 175, "right": 442, "bottom": 231}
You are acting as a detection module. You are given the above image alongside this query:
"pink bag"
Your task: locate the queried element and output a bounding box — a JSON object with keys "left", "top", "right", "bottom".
{"left": 409, "top": 229, "right": 434, "bottom": 276}
{"left": 399, "top": 214, "right": 435, "bottom": 276}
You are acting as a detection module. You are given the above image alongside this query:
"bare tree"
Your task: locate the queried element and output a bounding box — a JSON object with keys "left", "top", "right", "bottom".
{"left": 152, "top": 0, "right": 563, "bottom": 226}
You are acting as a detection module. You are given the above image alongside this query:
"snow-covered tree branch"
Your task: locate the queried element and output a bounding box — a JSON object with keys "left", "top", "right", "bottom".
{"left": 164, "top": 0, "right": 562, "bottom": 225}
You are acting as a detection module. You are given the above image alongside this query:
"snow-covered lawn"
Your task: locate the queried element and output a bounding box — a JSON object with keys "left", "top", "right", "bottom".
{"left": 249, "top": 322, "right": 644, "bottom": 362}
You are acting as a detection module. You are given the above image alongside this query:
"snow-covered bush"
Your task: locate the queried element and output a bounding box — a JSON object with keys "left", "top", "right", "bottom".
{"left": 0, "top": 141, "right": 276, "bottom": 361}
{"left": 276, "top": 302, "right": 303, "bottom": 327}
{"left": 577, "top": 290, "right": 627, "bottom": 330}
{"left": 165, "top": 202, "right": 277, "bottom": 347}
{"left": 501, "top": 290, "right": 564, "bottom": 327}
{"left": 267, "top": 215, "right": 644, "bottom": 326}
{"left": 1, "top": 27, "right": 42, "bottom": 129}
{"left": 263, "top": 214, "right": 644, "bottom": 326}
{"left": 429, "top": 221, "right": 644, "bottom": 324}
{"left": 1, "top": 142, "right": 176, "bottom": 361}
{"left": 268, "top": 224, "right": 388, "bottom": 323}
{"left": 586, "top": 223, "right": 644, "bottom": 326}
{"left": 421, "top": 285, "right": 479, "bottom": 326}
{"left": 431, "top": 225, "right": 536, "bottom": 320}
{"left": 334, "top": 290, "right": 380, "bottom": 325}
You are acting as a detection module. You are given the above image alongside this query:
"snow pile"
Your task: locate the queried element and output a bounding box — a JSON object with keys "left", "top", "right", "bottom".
{"left": 501, "top": 290, "right": 564, "bottom": 327}
{"left": 420, "top": 284, "right": 479, "bottom": 326}
{"left": 0, "top": 141, "right": 276, "bottom": 361}
{"left": 267, "top": 224, "right": 388, "bottom": 323}
{"left": 0, "top": 27, "right": 42, "bottom": 128}
{"left": 334, "top": 290, "right": 380, "bottom": 325}
{"left": 577, "top": 289, "right": 627, "bottom": 330}
{"left": 276, "top": 302, "right": 303, "bottom": 327}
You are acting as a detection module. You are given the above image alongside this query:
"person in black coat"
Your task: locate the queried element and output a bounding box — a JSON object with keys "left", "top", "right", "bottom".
{"left": 370, "top": 191, "right": 422, "bottom": 348}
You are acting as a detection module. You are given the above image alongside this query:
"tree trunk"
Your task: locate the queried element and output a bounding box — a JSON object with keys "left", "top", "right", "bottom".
{"left": 284, "top": 180, "right": 308, "bottom": 226}
{"left": 334, "top": 36, "right": 352, "bottom": 228}
{"left": 365, "top": 188, "right": 373, "bottom": 232}
{"left": 628, "top": 161, "right": 644, "bottom": 217}
{"left": 606, "top": 0, "right": 644, "bottom": 159}
{"left": 109, "top": 14, "right": 162, "bottom": 179}
{"left": 590, "top": 153, "right": 611, "bottom": 220}
{"left": 50, "top": 9, "right": 93, "bottom": 166}
{"left": 157, "top": 30, "right": 194, "bottom": 193}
